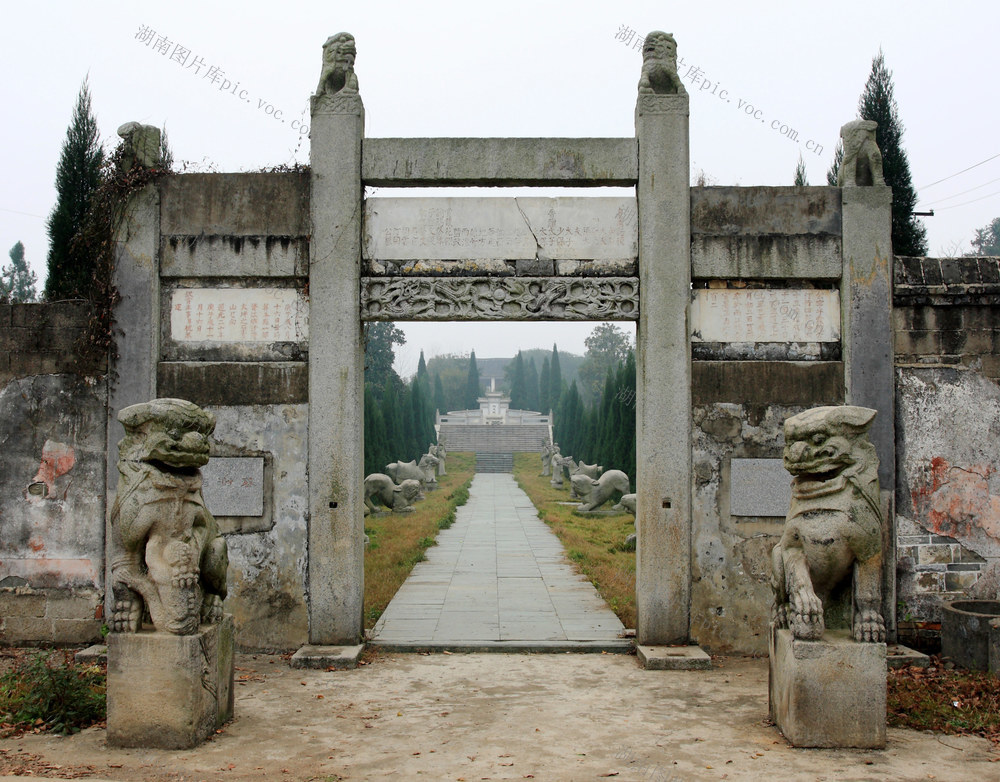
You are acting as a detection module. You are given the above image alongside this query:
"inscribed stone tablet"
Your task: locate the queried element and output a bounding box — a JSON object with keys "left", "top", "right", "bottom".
{"left": 730, "top": 458, "right": 791, "bottom": 517}
{"left": 691, "top": 289, "right": 840, "bottom": 343}
{"left": 170, "top": 288, "right": 308, "bottom": 343}
{"left": 201, "top": 457, "right": 265, "bottom": 517}
{"left": 364, "top": 197, "right": 638, "bottom": 261}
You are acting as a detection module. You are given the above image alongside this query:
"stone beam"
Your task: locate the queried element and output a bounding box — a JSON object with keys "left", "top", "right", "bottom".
{"left": 362, "top": 138, "right": 638, "bottom": 187}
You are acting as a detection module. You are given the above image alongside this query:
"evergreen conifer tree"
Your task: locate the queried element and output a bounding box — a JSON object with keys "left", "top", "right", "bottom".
{"left": 549, "top": 344, "right": 563, "bottom": 409}
{"left": 826, "top": 140, "right": 844, "bottom": 186}
{"left": 1, "top": 242, "right": 38, "bottom": 303}
{"left": 539, "top": 357, "right": 551, "bottom": 416}
{"left": 794, "top": 153, "right": 808, "bottom": 186}
{"left": 464, "top": 351, "right": 481, "bottom": 410}
{"left": 508, "top": 351, "right": 527, "bottom": 409}
{"left": 857, "top": 50, "right": 927, "bottom": 256}
{"left": 45, "top": 79, "right": 105, "bottom": 300}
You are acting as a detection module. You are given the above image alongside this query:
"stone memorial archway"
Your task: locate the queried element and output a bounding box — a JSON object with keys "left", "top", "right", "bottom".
{"left": 108, "top": 31, "right": 894, "bottom": 655}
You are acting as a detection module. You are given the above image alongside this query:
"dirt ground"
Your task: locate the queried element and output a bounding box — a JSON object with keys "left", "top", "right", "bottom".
{"left": 2, "top": 650, "right": 998, "bottom": 782}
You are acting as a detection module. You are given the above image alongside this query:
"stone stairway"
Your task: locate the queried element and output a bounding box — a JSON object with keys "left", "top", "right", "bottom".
{"left": 475, "top": 453, "right": 514, "bottom": 473}
{"left": 440, "top": 424, "right": 549, "bottom": 454}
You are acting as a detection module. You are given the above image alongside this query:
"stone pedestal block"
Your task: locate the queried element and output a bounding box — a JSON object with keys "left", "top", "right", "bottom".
{"left": 768, "top": 628, "right": 886, "bottom": 748}
{"left": 107, "top": 616, "right": 234, "bottom": 749}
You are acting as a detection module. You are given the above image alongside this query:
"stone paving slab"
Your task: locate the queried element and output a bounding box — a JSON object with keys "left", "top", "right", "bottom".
{"left": 371, "top": 473, "right": 631, "bottom": 651}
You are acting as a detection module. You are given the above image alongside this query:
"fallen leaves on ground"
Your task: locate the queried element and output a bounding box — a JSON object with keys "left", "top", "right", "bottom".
{"left": 888, "top": 656, "right": 1000, "bottom": 744}
{"left": 0, "top": 748, "right": 97, "bottom": 778}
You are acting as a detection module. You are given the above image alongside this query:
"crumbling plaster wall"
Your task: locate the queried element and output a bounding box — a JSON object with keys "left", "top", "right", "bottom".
{"left": 0, "top": 303, "right": 106, "bottom": 644}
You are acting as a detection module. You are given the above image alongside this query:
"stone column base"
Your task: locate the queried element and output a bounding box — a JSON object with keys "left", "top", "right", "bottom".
{"left": 107, "top": 615, "right": 235, "bottom": 749}
{"left": 768, "top": 627, "right": 886, "bottom": 748}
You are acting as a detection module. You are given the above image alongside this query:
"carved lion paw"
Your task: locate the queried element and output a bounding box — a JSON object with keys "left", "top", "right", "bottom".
{"left": 854, "top": 609, "right": 886, "bottom": 643}
{"left": 201, "top": 593, "right": 224, "bottom": 624}
{"left": 111, "top": 597, "right": 142, "bottom": 633}
{"left": 172, "top": 568, "right": 199, "bottom": 588}
{"left": 790, "top": 610, "right": 825, "bottom": 640}
{"left": 790, "top": 586, "right": 823, "bottom": 623}
{"left": 789, "top": 586, "right": 824, "bottom": 640}
{"left": 772, "top": 603, "right": 790, "bottom": 630}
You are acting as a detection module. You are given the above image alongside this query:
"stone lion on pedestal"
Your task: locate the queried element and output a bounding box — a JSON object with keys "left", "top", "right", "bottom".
{"left": 771, "top": 406, "right": 885, "bottom": 643}
{"left": 110, "top": 399, "right": 228, "bottom": 636}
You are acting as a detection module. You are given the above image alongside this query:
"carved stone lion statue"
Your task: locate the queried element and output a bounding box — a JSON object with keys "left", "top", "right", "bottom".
{"left": 771, "top": 405, "right": 885, "bottom": 643}
{"left": 837, "top": 120, "right": 885, "bottom": 187}
{"left": 364, "top": 473, "right": 422, "bottom": 514}
{"left": 316, "top": 32, "right": 359, "bottom": 97}
{"left": 637, "top": 31, "right": 686, "bottom": 95}
{"left": 574, "top": 469, "right": 631, "bottom": 512}
{"left": 110, "top": 399, "right": 228, "bottom": 635}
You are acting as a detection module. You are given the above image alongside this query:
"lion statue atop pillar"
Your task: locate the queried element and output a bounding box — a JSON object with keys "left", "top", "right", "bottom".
{"left": 771, "top": 406, "right": 885, "bottom": 643}
{"left": 110, "top": 399, "right": 228, "bottom": 636}
{"left": 637, "top": 31, "right": 686, "bottom": 95}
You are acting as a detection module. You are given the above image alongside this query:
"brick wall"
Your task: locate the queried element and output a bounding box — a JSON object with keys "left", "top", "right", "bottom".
{"left": 894, "top": 256, "right": 1000, "bottom": 379}
{"left": 0, "top": 302, "right": 106, "bottom": 384}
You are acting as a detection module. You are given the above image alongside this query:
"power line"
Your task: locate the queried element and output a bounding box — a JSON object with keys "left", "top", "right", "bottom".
{"left": 934, "top": 188, "right": 1000, "bottom": 212}
{"left": 921, "top": 176, "right": 1000, "bottom": 207}
{"left": 920, "top": 153, "right": 1000, "bottom": 190}
{"left": 0, "top": 207, "right": 45, "bottom": 219}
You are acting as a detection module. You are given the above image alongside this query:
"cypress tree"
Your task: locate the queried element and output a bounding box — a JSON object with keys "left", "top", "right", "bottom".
{"left": 549, "top": 344, "right": 563, "bottom": 408}
{"left": 856, "top": 50, "right": 927, "bottom": 256}
{"left": 380, "top": 382, "right": 404, "bottom": 464}
{"left": 826, "top": 140, "right": 844, "bottom": 186}
{"left": 508, "top": 351, "right": 527, "bottom": 409}
{"left": 793, "top": 153, "right": 808, "bottom": 186}
{"left": 539, "top": 357, "right": 551, "bottom": 416}
{"left": 45, "top": 79, "right": 105, "bottom": 300}
{"left": 464, "top": 351, "right": 481, "bottom": 410}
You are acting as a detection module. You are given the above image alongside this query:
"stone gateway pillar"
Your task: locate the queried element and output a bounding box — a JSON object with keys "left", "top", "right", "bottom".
{"left": 634, "top": 32, "right": 692, "bottom": 646}
{"left": 308, "top": 33, "right": 366, "bottom": 644}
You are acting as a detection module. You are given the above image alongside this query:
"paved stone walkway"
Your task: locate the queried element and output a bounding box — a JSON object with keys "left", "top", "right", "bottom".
{"left": 371, "top": 473, "right": 629, "bottom": 651}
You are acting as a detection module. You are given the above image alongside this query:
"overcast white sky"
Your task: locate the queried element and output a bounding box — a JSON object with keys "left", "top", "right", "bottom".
{"left": 3, "top": 1, "right": 998, "bottom": 376}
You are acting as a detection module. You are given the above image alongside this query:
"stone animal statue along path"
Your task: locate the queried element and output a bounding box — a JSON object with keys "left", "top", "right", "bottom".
{"left": 371, "top": 473, "right": 628, "bottom": 650}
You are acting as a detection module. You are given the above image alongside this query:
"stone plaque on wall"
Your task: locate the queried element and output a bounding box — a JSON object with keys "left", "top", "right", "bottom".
{"left": 691, "top": 289, "right": 840, "bottom": 343}
{"left": 169, "top": 288, "right": 308, "bottom": 343}
{"left": 364, "top": 197, "right": 638, "bottom": 261}
{"left": 730, "top": 458, "right": 791, "bottom": 517}
{"left": 201, "top": 457, "right": 265, "bottom": 517}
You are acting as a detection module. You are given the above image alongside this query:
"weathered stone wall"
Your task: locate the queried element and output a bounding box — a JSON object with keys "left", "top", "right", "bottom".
{"left": 0, "top": 302, "right": 104, "bottom": 385}
{"left": 895, "top": 367, "right": 998, "bottom": 648}
{"left": 891, "top": 257, "right": 1000, "bottom": 648}
{"left": 0, "top": 303, "right": 107, "bottom": 644}
{"left": 894, "top": 256, "right": 1000, "bottom": 379}
{"left": 154, "top": 172, "right": 311, "bottom": 651}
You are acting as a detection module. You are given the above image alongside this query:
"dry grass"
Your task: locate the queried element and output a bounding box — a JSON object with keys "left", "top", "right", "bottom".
{"left": 512, "top": 453, "right": 636, "bottom": 628}
{"left": 363, "top": 453, "right": 474, "bottom": 628}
